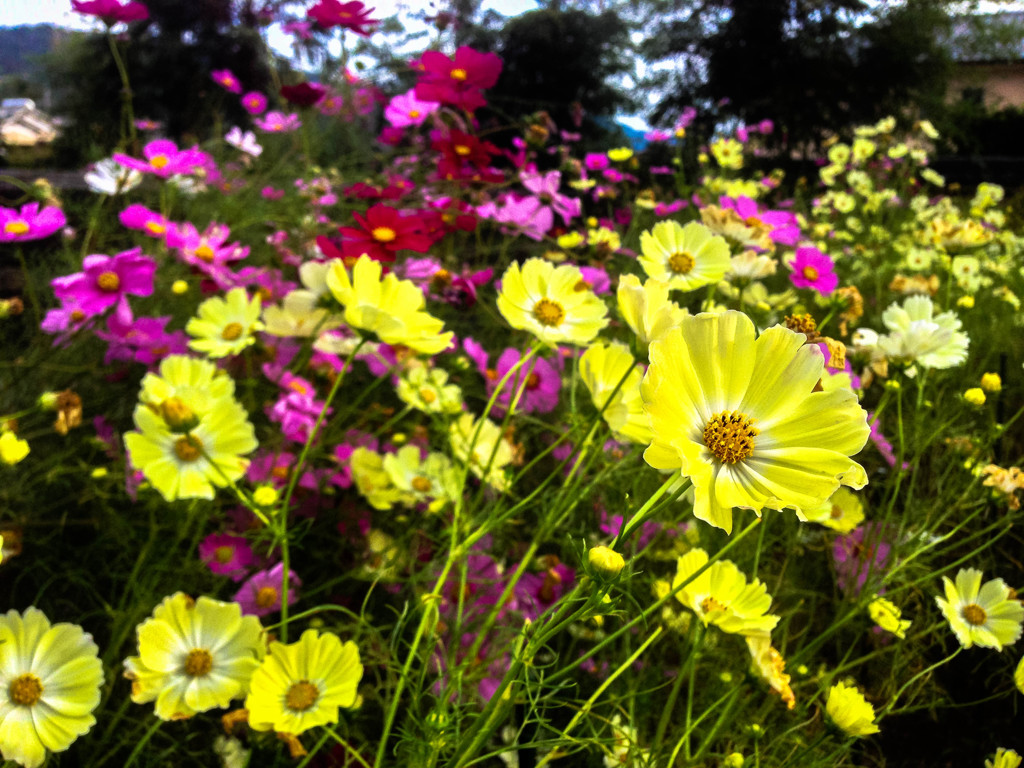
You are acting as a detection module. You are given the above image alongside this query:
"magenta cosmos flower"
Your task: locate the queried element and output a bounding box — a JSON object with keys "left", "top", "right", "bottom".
{"left": 255, "top": 111, "right": 301, "bottom": 133}
{"left": 71, "top": 0, "right": 149, "bottom": 24}
{"left": 789, "top": 246, "right": 839, "bottom": 295}
{"left": 234, "top": 563, "right": 300, "bottom": 617}
{"left": 113, "top": 139, "right": 210, "bottom": 179}
{"left": 414, "top": 46, "right": 503, "bottom": 112}
{"left": 833, "top": 523, "right": 893, "bottom": 594}
{"left": 0, "top": 203, "right": 66, "bottom": 243}
{"left": 241, "top": 91, "right": 268, "bottom": 115}
{"left": 211, "top": 69, "right": 243, "bottom": 94}
{"left": 51, "top": 248, "right": 157, "bottom": 322}
{"left": 307, "top": 0, "right": 379, "bottom": 35}
{"left": 199, "top": 532, "right": 255, "bottom": 581}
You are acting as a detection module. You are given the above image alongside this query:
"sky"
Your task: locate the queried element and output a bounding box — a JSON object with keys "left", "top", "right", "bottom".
{"left": 0, "top": 0, "right": 539, "bottom": 28}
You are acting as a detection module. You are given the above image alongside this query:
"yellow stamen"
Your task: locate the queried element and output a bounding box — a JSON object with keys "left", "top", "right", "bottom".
{"left": 184, "top": 649, "right": 213, "bottom": 677}
{"left": 668, "top": 251, "right": 695, "bottom": 274}
{"left": 532, "top": 298, "right": 565, "bottom": 327}
{"left": 150, "top": 154, "right": 170, "bottom": 170}
{"left": 194, "top": 244, "right": 216, "bottom": 262}
{"left": 371, "top": 226, "right": 396, "bottom": 243}
{"left": 285, "top": 680, "right": 319, "bottom": 712}
{"left": 454, "top": 144, "right": 471, "bottom": 156}
{"left": 255, "top": 586, "right": 279, "bottom": 609}
{"left": 701, "top": 596, "right": 728, "bottom": 614}
{"left": 96, "top": 271, "right": 121, "bottom": 292}
{"left": 411, "top": 476, "right": 432, "bottom": 493}
{"left": 3, "top": 221, "right": 30, "bottom": 236}
{"left": 802, "top": 266, "right": 819, "bottom": 281}
{"left": 702, "top": 411, "right": 758, "bottom": 464}
{"left": 962, "top": 603, "right": 987, "bottom": 626}
{"left": 214, "top": 545, "right": 235, "bottom": 564}
{"left": 221, "top": 322, "right": 244, "bottom": 341}
{"left": 173, "top": 435, "right": 203, "bottom": 462}
{"left": 449, "top": 68, "right": 468, "bottom": 81}
{"left": 9, "top": 673, "right": 43, "bottom": 706}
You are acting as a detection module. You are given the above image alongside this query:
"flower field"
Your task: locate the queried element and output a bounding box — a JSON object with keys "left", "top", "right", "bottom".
{"left": 2, "top": 2, "right": 1024, "bottom": 767}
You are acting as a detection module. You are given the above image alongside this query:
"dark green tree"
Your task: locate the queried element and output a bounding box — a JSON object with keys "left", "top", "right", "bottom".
{"left": 639, "top": 0, "right": 953, "bottom": 152}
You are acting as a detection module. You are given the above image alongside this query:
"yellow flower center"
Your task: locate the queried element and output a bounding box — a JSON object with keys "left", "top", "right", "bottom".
{"left": 96, "top": 270, "right": 121, "bottom": 292}
{"left": 668, "top": 251, "right": 695, "bottom": 274}
{"left": 221, "top": 322, "right": 244, "bottom": 341}
{"left": 184, "top": 649, "right": 213, "bottom": 677}
{"left": 784, "top": 313, "right": 817, "bottom": 336}
{"left": 450, "top": 68, "right": 468, "bottom": 81}
{"left": 9, "top": 673, "right": 43, "bottom": 706}
{"left": 173, "top": 434, "right": 204, "bottom": 462}
{"left": 150, "top": 154, "right": 170, "bottom": 169}
{"left": 411, "top": 476, "right": 432, "bottom": 493}
{"left": 802, "top": 266, "right": 819, "bottom": 281}
{"left": 371, "top": 226, "right": 397, "bottom": 243}
{"left": 256, "top": 586, "right": 279, "bottom": 609}
{"left": 702, "top": 411, "right": 759, "bottom": 464}
{"left": 419, "top": 387, "right": 437, "bottom": 404}
{"left": 454, "top": 144, "right": 471, "bottom": 156}
{"left": 701, "top": 596, "right": 727, "bottom": 614}
{"left": 214, "top": 545, "right": 235, "bottom": 564}
{"left": 144, "top": 222, "right": 166, "bottom": 235}
{"left": 194, "top": 244, "right": 216, "bottom": 262}
{"left": 285, "top": 680, "right": 320, "bottom": 712}
{"left": 4, "top": 221, "right": 30, "bottom": 235}
{"left": 532, "top": 298, "right": 565, "bottom": 327}
{"left": 159, "top": 397, "right": 198, "bottom": 432}
{"left": 409, "top": 109, "right": 421, "bottom": 118}
{"left": 962, "top": 603, "right": 987, "bottom": 626}
{"left": 288, "top": 380, "right": 309, "bottom": 395}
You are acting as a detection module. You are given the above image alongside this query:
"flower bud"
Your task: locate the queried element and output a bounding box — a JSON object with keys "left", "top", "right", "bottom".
{"left": 588, "top": 545, "right": 625, "bottom": 577}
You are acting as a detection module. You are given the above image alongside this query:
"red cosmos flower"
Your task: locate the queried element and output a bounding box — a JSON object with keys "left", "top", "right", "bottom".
{"left": 431, "top": 129, "right": 503, "bottom": 182}
{"left": 328, "top": 204, "right": 437, "bottom": 263}
{"left": 280, "top": 82, "right": 328, "bottom": 107}
{"left": 414, "top": 46, "right": 503, "bottom": 112}
{"left": 307, "top": 0, "right": 379, "bottom": 36}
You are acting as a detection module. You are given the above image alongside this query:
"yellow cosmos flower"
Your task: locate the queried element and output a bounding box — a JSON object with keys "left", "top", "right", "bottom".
{"left": 868, "top": 596, "right": 911, "bottom": 639}
{"left": 187, "top": 287, "right": 265, "bottom": 358}
{"left": 1015, "top": 654, "right": 1024, "bottom": 695}
{"left": 579, "top": 341, "right": 652, "bottom": 445}
{"left": 138, "top": 354, "right": 235, "bottom": 426}
{"left": 449, "top": 413, "right": 516, "bottom": 492}
{"left": 798, "top": 487, "right": 865, "bottom": 534}
{"left": 710, "top": 137, "right": 744, "bottom": 169}
{"left": 496, "top": 258, "right": 608, "bottom": 346}
{"left": 616, "top": 274, "right": 688, "bottom": 351}
{"left": 124, "top": 396, "right": 257, "bottom": 501}
{"left": 0, "top": 431, "right": 29, "bottom": 465}
{"left": 396, "top": 363, "right": 463, "bottom": 415}
{"left": 638, "top": 221, "right": 731, "bottom": 293}
{"left": 746, "top": 632, "right": 795, "bottom": 709}
{"left": 673, "top": 547, "right": 779, "bottom": 636}
{"left": 642, "top": 311, "right": 869, "bottom": 533}
{"left": 826, "top": 681, "right": 879, "bottom": 737}
{"left": 382, "top": 445, "right": 459, "bottom": 511}
{"left": 350, "top": 447, "right": 402, "bottom": 510}
{"left": 935, "top": 568, "right": 1024, "bottom": 650}
{"left": 326, "top": 255, "right": 452, "bottom": 355}
{"left": 987, "top": 748, "right": 1023, "bottom": 768}
{"left": 124, "top": 593, "right": 265, "bottom": 720}
{"left": 245, "top": 629, "right": 362, "bottom": 735}
{"left": 0, "top": 608, "right": 103, "bottom": 768}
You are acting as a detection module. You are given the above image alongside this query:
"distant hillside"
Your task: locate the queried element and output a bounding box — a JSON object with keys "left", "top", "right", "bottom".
{"left": 0, "top": 24, "right": 64, "bottom": 78}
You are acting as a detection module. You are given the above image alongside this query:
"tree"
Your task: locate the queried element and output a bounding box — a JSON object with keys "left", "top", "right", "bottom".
{"left": 638, "top": 0, "right": 953, "bottom": 152}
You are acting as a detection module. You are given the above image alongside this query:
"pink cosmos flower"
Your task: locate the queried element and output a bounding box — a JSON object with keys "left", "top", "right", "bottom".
{"left": 578, "top": 266, "right": 611, "bottom": 295}
{"left": 463, "top": 338, "right": 560, "bottom": 415}
{"left": 268, "top": 372, "right": 330, "bottom": 443}
{"left": 584, "top": 152, "right": 610, "bottom": 171}
{"left": 280, "top": 82, "right": 328, "bottom": 108}
{"left": 167, "top": 222, "right": 249, "bottom": 286}
{"left": 41, "top": 298, "right": 91, "bottom": 337}
{"left": 254, "top": 111, "right": 302, "bottom": 133}
{"left": 720, "top": 196, "right": 801, "bottom": 247}
{"left": 307, "top": 0, "right": 379, "bottom": 35}
{"left": 134, "top": 118, "right": 161, "bottom": 131}
{"left": 211, "top": 69, "right": 243, "bottom": 94}
{"left": 833, "top": 523, "right": 893, "bottom": 594}
{"left": 119, "top": 204, "right": 171, "bottom": 239}
{"left": 71, "top": 0, "right": 148, "bottom": 24}
{"left": 282, "top": 20, "right": 314, "bottom": 40}
{"left": 515, "top": 559, "right": 575, "bottom": 621}
{"left": 96, "top": 313, "right": 188, "bottom": 366}
{"left": 414, "top": 46, "right": 502, "bottom": 112}
{"left": 384, "top": 88, "right": 439, "bottom": 128}
{"left": 199, "top": 533, "right": 255, "bottom": 581}
{"left": 402, "top": 258, "right": 491, "bottom": 309}
{"left": 51, "top": 248, "right": 157, "bottom": 322}
{"left": 788, "top": 246, "right": 838, "bottom": 295}
{"left": 240, "top": 91, "right": 268, "bottom": 115}
{"left": 234, "top": 563, "right": 300, "bottom": 617}
{"left": 0, "top": 203, "right": 66, "bottom": 242}
{"left": 520, "top": 168, "right": 581, "bottom": 225}
{"left": 112, "top": 139, "right": 212, "bottom": 179}
{"left": 261, "top": 186, "right": 284, "bottom": 200}
{"left": 476, "top": 194, "right": 553, "bottom": 241}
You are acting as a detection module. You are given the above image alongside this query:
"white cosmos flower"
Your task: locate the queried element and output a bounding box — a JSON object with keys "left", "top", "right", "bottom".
{"left": 84, "top": 157, "right": 143, "bottom": 195}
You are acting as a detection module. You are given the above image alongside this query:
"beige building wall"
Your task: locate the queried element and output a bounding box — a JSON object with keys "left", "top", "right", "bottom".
{"left": 948, "top": 62, "right": 1024, "bottom": 108}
